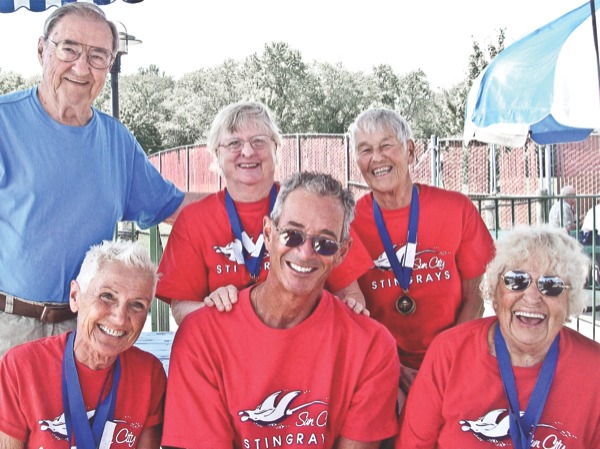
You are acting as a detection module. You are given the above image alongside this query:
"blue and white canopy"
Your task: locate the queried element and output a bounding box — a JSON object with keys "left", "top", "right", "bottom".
{"left": 0, "top": 0, "right": 141, "bottom": 13}
{"left": 464, "top": 1, "right": 600, "bottom": 147}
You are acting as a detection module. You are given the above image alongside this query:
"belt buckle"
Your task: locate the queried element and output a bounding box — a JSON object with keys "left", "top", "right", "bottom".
{"left": 40, "top": 302, "right": 69, "bottom": 323}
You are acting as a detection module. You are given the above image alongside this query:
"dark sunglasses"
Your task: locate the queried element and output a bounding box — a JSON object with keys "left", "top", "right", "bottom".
{"left": 276, "top": 228, "right": 340, "bottom": 256}
{"left": 501, "top": 270, "right": 571, "bottom": 297}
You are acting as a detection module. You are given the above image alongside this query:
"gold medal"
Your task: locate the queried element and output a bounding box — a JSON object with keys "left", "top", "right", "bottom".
{"left": 396, "top": 294, "right": 416, "bottom": 315}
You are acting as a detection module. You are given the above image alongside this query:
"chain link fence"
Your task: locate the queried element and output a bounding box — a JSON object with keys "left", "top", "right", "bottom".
{"left": 145, "top": 133, "right": 600, "bottom": 338}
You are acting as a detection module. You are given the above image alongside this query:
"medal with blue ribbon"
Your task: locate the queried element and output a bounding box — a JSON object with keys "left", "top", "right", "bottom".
{"left": 61, "top": 331, "right": 121, "bottom": 449}
{"left": 225, "top": 184, "right": 277, "bottom": 284}
{"left": 494, "top": 323, "right": 559, "bottom": 449}
{"left": 373, "top": 185, "right": 419, "bottom": 315}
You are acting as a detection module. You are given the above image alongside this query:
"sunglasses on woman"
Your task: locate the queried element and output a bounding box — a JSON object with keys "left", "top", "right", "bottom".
{"left": 276, "top": 228, "right": 340, "bottom": 256}
{"left": 501, "top": 270, "right": 571, "bottom": 297}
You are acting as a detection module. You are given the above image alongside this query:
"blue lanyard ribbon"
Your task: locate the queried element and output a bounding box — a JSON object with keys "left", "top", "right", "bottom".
{"left": 61, "top": 331, "right": 121, "bottom": 449}
{"left": 225, "top": 184, "right": 277, "bottom": 282}
{"left": 494, "top": 323, "right": 559, "bottom": 449}
{"left": 373, "top": 185, "right": 419, "bottom": 291}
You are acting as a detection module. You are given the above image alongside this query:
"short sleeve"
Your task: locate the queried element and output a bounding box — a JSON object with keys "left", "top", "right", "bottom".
{"left": 123, "top": 142, "right": 184, "bottom": 229}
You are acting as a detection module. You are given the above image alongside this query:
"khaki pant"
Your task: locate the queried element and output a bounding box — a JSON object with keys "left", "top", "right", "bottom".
{"left": 0, "top": 311, "right": 76, "bottom": 358}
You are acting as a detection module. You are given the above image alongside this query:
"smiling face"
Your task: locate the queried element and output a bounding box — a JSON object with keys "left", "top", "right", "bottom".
{"left": 493, "top": 260, "right": 569, "bottom": 363}
{"left": 37, "top": 14, "right": 113, "bottom": 125}
{"left": 263, "top": 188, "right": 349, "bottom": 298}
{"left": 218, "top": 125, "right": 277, "bottom": 199}
{"left": 355, "top": 127, "right": 414, "bottom": 201}
{"left": 69, "top": 260, "right": 154, "bottom": 369}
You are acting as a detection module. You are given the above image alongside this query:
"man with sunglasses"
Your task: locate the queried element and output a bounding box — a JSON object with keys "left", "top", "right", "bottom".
{"left": 163, "top": 172, "right": 399, "bottom": 449}
{"left": 0, "top": 3, "right": 203, "bottom": 356}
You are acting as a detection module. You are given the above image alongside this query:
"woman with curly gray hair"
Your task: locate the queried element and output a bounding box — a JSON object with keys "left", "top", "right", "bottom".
{"left": 397, "top": 225, "right": 600, "bottom": 449}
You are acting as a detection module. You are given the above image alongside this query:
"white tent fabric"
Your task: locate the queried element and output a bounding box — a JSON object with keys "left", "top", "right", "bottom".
{"left": 464, "top": 1, "right": 600, "bottom": 147}
{"left": 0, "top": 0, "right": 140, "bottom": 13}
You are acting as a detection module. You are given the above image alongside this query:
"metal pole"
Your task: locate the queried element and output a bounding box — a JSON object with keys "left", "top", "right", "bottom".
{"left": 545, "top": 144, "right": 552, "bottom": 195}
{"left": 489, "top": 145, "right": 497, "bottom": 194}
{"left": 110, "top": 52, "right": 122, "bottom": 120}
{"left": 430, "top": 135, "right": 438, "bottom": 187}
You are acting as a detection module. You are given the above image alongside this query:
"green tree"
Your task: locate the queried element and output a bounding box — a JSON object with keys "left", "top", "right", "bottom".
{"left": 396, "top": 69, "right": 435, "bottom": 139}
{"left": 116, "top": 66, "right": 174, "bottom": 154}
{"left": 307, "top": 61, "right": 371, "bottom": 133}
{"left": 371, "top": 64, "right": 400, "bottom": 108}
{"left": 243, "top": 42, "right": 313, "bottom": 132}
{"left": 0, "top": 70, "right": 40, "bottom": 95}
{"left": 161, "top": 59, "right": 246, "bottom": 148}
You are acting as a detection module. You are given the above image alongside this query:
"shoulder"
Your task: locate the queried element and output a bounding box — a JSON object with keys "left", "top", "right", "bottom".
{"left": 428, "top": 316, "right": 492, "bottom": 353}
{"left": 1, "top": 333, "right": 65, "bottom": 370}
{"left": 353, "top": 193, "right": 373, "bottom": 223}
{"left": 122, "top": 345, "right": 167, "bottom": 377}
{"left": 327, "top": 292, "right": 396, "bottom": 346}
{"left": 0, "top": 88, "right": 33, "bottom": 107}
{"left": 561, "top": 326, "right": 600, "bottom": 358}
{"left": 179, "top": 191, "right": 223, "bottom": 216}
{"left": 355, "top": 192, "right": 372, "bottom": 209}
{"left": 92, "top": 107, "right": 132, "bottom": 134}
{"left": 419, "top": 184, "right": 472, "bottom": 205}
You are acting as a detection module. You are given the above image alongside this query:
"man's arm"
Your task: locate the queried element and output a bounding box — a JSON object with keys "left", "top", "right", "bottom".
{"left": 171, "top": 299, "right": 205, "bottom": 325}
{"left": 455, "top": 275, "right": 484, "bottom": 324}
{"left": 0, "top": 432, "right": 23, "bottom": 449}
{"left": 335, "top": 437, "right": 382, "bottom": 449}
{"left": 165, "top": 192, "right": 208, "bottom": 225}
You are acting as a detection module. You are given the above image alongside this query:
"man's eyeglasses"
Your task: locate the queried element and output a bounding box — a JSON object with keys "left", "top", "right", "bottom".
{"left": 45, "top": 38, "right": 114, "bottom": 70}
{"left": 276, "top": 228, "right": 341, "bottom": 256}
{"left": 501, "top": 270, "right": 571, "bottom": 297}
{"left": 219, "top": 135, "right": 274, "bottom": 153}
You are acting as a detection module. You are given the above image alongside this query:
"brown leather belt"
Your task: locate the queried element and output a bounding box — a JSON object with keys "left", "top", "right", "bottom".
{"left": 0, "top": 293, "right": 76, "bottom": 324}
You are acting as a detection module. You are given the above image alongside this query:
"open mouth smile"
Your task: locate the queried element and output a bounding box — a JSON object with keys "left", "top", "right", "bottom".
{"left": 98, "top": 324, "right": 125, "bottom": 337}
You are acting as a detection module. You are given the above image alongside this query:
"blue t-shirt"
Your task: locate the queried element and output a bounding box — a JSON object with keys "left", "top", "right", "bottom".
{"left": 0, "top": 88, "right": 184, "bottom": 303}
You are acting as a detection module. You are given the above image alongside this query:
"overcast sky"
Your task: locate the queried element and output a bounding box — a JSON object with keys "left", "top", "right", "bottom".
{"left": 0, "top": 0, "right": 589, "bottom": 89}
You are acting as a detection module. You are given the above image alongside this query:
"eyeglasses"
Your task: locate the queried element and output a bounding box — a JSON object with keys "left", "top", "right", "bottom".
{"left": 276, "top": 228, "right": 341, "bottom": 256}
{"left": 45, "top": 38, "right": 114, "bottom": 70}
{"left": 219, "top": 135, "right": 274, "bottom": 153}
{"left": 501, "top": 270, "right": 571, "bottom": 297}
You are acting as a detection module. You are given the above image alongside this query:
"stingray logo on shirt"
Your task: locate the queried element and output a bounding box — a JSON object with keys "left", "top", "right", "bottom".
{"left": 239, "top": 390, "right": 327, "bottom": 425}
{"left": 239, "top": 390, "right": 329, "bottom": 448}
{"left": 370, "top": 244, "right": 450, "bottom": 290}
{"left": 39, "top": 411, "right": 135, "bottom": 448}
{"left": 214, "top": 232, "right": 265, "bottom": 265}
{"left": 459, "top": 408, "right": 575, "bottom": 447}
{"left": 373, "top": 244, "right": 436, "bottom": 271}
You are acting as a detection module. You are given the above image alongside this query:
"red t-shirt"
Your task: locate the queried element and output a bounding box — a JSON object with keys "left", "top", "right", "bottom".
{"left": 156, "top": 187, "right": 371, "bottom": 302}
{"left": 397, "top": 317, "right": 600, "bottom": 448}
{"left": 352, "top": 184, "right": 495, "bottom": 368}
{"left": 162, "top": 289, "right": 399, "bottom": 448}
{"left": 0, "top": 333, "right": 166, "bottom": 448}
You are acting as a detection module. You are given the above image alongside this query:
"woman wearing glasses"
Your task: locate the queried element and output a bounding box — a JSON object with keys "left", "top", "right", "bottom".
{"left": 396, "top": 225, "right": 600, "bottom": 449}
{"left": 156, "top": 101, "right": 370, "bottom": 324}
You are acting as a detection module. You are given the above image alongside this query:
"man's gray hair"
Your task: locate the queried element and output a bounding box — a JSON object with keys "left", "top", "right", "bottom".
{"left": 76, "top": 240, "right": 159, "bottom": 296}
{"left": 561, "top": 185, "right": 576, "bottom": 197}
{"left": 481, "top": 225, "right": 591, "bottom": 321}
{"left": 347, "top": 107, "right": 413, "bottom": 154}
{"left": 271, "top": 172, "right": 355, "bottom": 241}
{"left": 43, "top": 2, "right": 119, "bottom": 53}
